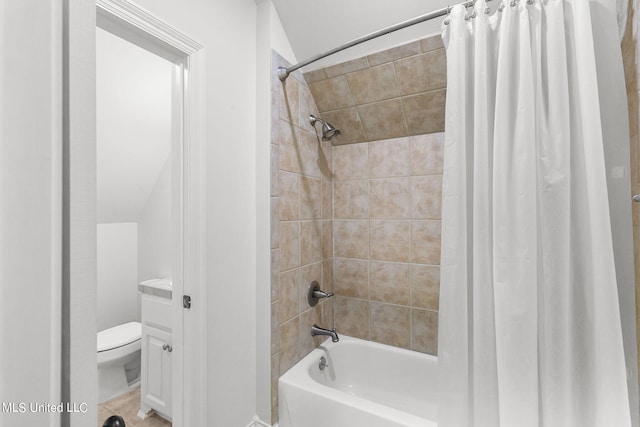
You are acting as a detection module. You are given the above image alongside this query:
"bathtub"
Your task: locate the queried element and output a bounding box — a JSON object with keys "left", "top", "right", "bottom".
{"left": 278, "top": 335, "right": 437, "bottom": 427}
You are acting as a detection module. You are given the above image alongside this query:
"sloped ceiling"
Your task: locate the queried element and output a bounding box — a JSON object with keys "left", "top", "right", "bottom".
{"left": 271, "top": 0, "right": 452, "bottom": 71}
{"left": 272, "top": 0, "right": 630, "bottom": 71}
{"left": 96, "top": 28, "right": 172, "bottom": 224}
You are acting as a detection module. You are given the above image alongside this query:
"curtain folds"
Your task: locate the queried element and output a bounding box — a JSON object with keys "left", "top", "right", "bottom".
{"left": 438, "top": 1, "right": 632, "bottom": 426}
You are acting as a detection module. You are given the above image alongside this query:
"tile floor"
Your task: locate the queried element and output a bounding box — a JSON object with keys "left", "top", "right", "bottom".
{"left": 98, "top": 388, "right": 170, "bottom": 427}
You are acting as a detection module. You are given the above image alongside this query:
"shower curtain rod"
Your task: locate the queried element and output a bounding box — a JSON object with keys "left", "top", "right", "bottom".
{"left": 276, "top": 0, "right": 490, "bottom": 81}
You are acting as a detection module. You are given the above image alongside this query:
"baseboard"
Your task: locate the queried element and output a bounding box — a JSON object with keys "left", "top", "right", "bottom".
{"left": 245, "top": 414, "right": 274, "bottom": 427}
{"left": 127, "top": 379, "right": 141, "bottom": 391}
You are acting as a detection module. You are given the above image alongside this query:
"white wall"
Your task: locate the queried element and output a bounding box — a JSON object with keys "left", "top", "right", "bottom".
{"left": 138, "top": 158, "right": 172, "bottom": 283}
{"left": 255, "top": 2, "right": 272, "bottom": 421}
{"left": 97, "top": 223, "right": 139, "bottom": 331}
{"left": 264, "top": 1, "right": 296, "bottom": 64}
{"left": 131, "top": 0, "right": 259, "bottom": 424}
{"left": 96, "top": 27, "right": 172, "bottom": 224}
{"left": 0, "top": 2, "right": 62, "bottom": 426}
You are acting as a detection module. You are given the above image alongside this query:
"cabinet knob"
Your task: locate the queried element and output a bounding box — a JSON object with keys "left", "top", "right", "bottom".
{"left": 163, "top": 344, "right": 173, "bottom": 352}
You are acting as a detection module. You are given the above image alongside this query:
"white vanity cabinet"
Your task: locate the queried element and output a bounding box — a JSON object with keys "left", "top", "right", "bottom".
{"left": 139, "top": 293, "right": 172, "bottom": 421}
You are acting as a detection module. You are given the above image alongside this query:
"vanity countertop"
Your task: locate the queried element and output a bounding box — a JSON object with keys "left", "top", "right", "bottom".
{"left": 138, "top": 278, "right": 172, "bottom": 299}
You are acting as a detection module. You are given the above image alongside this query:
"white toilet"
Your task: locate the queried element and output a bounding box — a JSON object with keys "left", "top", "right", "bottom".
{"left": 97, "top": 321, "right": 142, "bottom": 403}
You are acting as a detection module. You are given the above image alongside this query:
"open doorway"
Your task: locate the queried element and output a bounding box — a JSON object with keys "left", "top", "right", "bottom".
{"left": 95, "top": 25, "right": 174, "bottom": 425}
{"left": 79, "top": 2, "right": 207, "bottom": 426}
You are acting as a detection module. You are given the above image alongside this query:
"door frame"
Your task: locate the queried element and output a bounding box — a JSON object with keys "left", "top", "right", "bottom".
{"left": 94, "top": 1, "right": 207, "bottom": 425}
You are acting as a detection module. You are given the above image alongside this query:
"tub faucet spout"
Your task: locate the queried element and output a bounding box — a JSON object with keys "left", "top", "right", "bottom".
{"left": 311, "top": 324, "right": 339, "bottom": 342}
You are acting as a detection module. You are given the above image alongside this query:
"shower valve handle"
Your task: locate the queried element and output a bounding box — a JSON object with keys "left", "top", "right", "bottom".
{"left": 308, "top": 281, "right": 334, "bottom": 306}
{"left": 313, "top": 289, "right": 335, "bottom": 299}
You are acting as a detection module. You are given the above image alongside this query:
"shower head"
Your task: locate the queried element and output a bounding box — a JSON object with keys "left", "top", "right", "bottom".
{"left": 309, "top": 115, "right": 341, "bottom": 141}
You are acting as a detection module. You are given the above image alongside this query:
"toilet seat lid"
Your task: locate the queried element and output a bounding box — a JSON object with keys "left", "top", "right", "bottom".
{"left": 97, "top": 321, "right": 141, "bottom": 352}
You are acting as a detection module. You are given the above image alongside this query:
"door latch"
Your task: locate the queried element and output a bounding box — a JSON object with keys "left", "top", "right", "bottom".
{"left": 183, "top": 295, "right": 192, "bottom": 309}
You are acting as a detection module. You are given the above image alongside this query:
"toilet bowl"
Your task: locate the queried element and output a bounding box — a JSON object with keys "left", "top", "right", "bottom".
{"left": 97, "top": 321, "right": 142, "bottom": 403}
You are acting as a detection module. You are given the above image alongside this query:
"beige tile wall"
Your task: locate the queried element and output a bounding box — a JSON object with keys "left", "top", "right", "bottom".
{"left": 623, "top": 0, "right": 640, "bottom": 373}
{"left": 331, "top": 135, "right": 442, "bottom": 354}
{"left": 304, "top": 35, "right": 446, "bottom": 145}
{"left": 270, "top": 50, "right": 335, "bottom": 423}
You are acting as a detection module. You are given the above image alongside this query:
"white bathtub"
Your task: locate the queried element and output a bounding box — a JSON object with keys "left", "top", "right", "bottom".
{"left": 278, "top": 335, "right": 437, "bottom": 427}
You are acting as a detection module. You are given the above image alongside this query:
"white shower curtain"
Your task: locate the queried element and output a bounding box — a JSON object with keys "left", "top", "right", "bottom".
{"left": 438, "top": 1, "right": 632, "bottom": 426}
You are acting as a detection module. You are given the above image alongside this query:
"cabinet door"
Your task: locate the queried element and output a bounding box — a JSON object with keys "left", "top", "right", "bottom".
{"left": 141, "top": 325, "right": 172, "bottom": 417}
